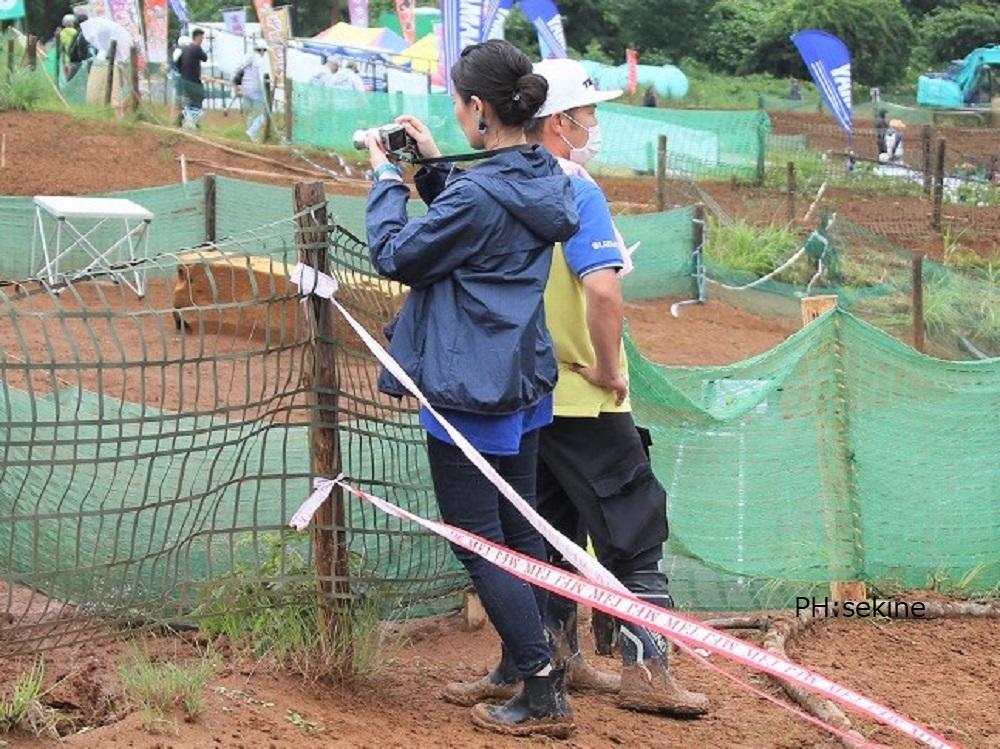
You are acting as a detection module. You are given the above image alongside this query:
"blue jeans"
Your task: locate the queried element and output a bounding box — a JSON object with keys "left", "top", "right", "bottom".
{"left": 426, "top": 430, "right": 551, "bottom": 677}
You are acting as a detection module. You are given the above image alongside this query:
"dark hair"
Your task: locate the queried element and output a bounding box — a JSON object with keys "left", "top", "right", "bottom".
{"left": 450, "top": 40, "right": 548, "bottom": 127}
{"left": 191, "top": 28, "right": 205, "bottom": 38}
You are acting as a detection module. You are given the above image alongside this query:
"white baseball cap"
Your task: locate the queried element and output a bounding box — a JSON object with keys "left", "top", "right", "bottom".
{"left": 533, "top": 58, "right": 622, "bottom": 118}
{"left": 254, "top": 39, "right": 268, "bottom": 51}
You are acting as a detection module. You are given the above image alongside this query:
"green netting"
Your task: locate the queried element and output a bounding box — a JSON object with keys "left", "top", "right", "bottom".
{"left": 291, "top": 83, "right": 769, "bottom": 178}
{"left": 1, "top": 183, "right": 997, "bottom": 654}
{"left": 629, "top": 310, "right": 1000, "bottom": 610}
{"left": 0, "top": 181, "right": 206, "bottom": 280}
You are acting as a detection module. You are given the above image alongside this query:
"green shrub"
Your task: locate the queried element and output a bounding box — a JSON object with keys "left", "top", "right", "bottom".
{"left": 918, "top": 3, "right": 1000, "bottom": 65}
{"left": 0, "top": 69, "right": 47, "bottom": 112}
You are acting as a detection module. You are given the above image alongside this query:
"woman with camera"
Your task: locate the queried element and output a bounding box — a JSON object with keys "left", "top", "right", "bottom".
{"left": 364, "top": 40, "right": 579, "bottom": 738}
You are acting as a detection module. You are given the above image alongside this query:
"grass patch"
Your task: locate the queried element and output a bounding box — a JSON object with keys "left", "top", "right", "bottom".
{"left": 705, "top": 218, "right": 813, "bottom": 286}
{"left": 194, "top": 532, "right": 400, "bottom": 683}
{"left": 116, "top": 646, "right": 217, "bottom": 734}
{"left": 0, "top": 661, "right": 72, "bottom": 739}
{"left": 0, "top": 69, "right": 48, "bottom": 112}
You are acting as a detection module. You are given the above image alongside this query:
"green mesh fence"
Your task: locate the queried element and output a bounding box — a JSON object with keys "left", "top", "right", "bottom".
{"left": 291, "top": 83, "right": 769, "bottom": 178}
{"left": 629, "top": 310, "right": 1000, "bottom": 611}
{"left": 1, "top": 179, "right": 997, "bottom": 656}
{"left": 0, "top": 181, "right": 206, "bottom": 281}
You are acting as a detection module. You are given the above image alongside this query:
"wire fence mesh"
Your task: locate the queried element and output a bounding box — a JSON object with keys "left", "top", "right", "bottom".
{"left": 1, "top": 170, "right": 997, "bottom": 658}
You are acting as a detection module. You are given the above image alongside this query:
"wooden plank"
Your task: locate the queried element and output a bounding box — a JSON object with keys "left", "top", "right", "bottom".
{"left": 800, "top": 295, "right": 837, "bottom": 326}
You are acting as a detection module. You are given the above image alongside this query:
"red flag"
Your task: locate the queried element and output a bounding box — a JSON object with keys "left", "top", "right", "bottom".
{"left": 142, "top": 0, "right": 168, "bottom": 65}
{"left": 626, "top": 48, "right": 638, "bottom": 95}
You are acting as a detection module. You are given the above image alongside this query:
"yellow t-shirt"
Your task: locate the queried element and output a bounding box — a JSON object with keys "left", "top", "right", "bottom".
{"left": 544, "top": 242, "right": 630, "bottom": 417}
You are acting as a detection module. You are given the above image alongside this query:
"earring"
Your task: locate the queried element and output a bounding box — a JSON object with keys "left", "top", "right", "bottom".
{"left": 477, "top": 117, "right": 488, "bottom": 134}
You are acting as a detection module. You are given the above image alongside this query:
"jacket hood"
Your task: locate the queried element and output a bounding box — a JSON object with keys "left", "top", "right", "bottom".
{"left": 458, "top": 145, "right": 578, "bottom": 243}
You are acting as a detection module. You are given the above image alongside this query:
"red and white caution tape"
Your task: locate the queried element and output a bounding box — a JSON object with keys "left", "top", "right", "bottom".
{"left": 288, "top": 264, "right": 957, "bottom": 749}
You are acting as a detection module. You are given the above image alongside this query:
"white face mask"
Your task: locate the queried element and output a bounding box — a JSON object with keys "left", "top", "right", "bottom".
{"left": 560, "top": 113, "right": 602, "bottom": 165}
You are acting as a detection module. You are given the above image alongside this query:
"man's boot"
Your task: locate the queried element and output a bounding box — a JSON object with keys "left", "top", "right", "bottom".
{"left": 546, "top": 592, "right": 620, "bottom": 694}
{"left": 442, "top": 644, "right": 520, "bottom": 707}
{"left": 470, "top": 668, "right": 574, "bottom": 739}
{"left": 617, "top": 619, "right": 709, "bottom": 717}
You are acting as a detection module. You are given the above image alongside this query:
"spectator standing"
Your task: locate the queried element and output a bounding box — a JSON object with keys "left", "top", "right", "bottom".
{"left": 234, "top": 39, "right": 270, "bottom": 142}
{"left": 176, "top": 28, "right": 208, "bottom": 128}
{"left": 875, "top": 109, "right": 888, "bottom": 157}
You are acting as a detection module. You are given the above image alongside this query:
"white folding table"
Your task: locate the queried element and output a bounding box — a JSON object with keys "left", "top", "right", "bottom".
{"left": 30, "top": 196, "right": 154, "bottom": 297}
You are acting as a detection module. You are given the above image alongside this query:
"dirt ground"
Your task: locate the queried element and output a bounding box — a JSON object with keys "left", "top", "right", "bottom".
{"left": 0, "top": 276, "right": 797, "bottom": 411}
{"left": 3, "top": 606, "right": 996, "bottom": 749}
{"left": 769, "top": 111, "right": 1000, "bottom": 169}
{"left": 626, "top": 297, "right": 799, "bottom": 365}
{"left": 0, "top": 111, "right": 371, "bottom": 198}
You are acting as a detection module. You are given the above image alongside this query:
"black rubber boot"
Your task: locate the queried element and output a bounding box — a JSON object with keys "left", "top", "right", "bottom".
{"left": 470, "top": 668, "right": 574, "bottom": 738}
{"left": 545, "top": 593, "right": 620, "bottom": 694}
{"left": 442, "top": 644, "right": 520, "bottom": 707}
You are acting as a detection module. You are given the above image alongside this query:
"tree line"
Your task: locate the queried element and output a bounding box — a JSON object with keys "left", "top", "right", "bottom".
{"left": 24, "top": 0, "right": 1000, "bottom": 87}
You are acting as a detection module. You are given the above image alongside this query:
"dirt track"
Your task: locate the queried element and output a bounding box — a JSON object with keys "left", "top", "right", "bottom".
{"left": 5, "top": 607, "right": 997, "bottom": 748}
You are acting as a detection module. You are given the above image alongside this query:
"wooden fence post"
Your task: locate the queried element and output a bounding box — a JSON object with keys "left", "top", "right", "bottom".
{"left": 129, "top": 44, "right": 140, "bottom": 113}
{"left": 912, "top": 252, "right": 925, "bottom": 353}
{"left": 263, "top": 76, "right": 274, "bottom": 143}
{"left": 105, "top": 40, "right": 118, "bottom": 107}
{"left": 786, "top": 161, "right": 797, "bottom": 224}
{"left": 25, "top": 34, "right": 37, "bottom": 70}
{"left": 204, "top": 174, "right": 217, "bottom": 243}
{"left": 284, "top": 76, "right": 293, "bottom": 144}
{"left": 6, "top": 39, "right": 14, "bottom": 80}
{"left": 756, "top": 119, "right": 767, "bottom": 185}
{"left": 293, "top": 181, "right": 349, "bottom": 650}
{"left": 921, "top": 125, "right": 932, "bottom": 196}
{"left": 655, "top": 134, "right": 667, "bottom": 211}
{"left": 931, "top": 137, "right": 945, "bottom": 230}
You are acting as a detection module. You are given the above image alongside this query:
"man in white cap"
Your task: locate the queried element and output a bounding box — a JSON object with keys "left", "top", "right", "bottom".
{"left": 234, "top": 39, "right": 271, "bottom": 142}
{"left": 443, "top": 57, "right": 709, "bottom": 718}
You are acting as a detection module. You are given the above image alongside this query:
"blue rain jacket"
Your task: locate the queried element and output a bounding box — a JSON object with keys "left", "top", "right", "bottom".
{"left": 366, "top": 145, "right": 579, "bottom": 415}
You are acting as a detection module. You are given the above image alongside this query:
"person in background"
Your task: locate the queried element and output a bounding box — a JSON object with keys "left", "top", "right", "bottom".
{"left": 343, "top": 61, "right": 366, "bottom": 92}
{"left": 58, "top": 14, "right": 78, "bottom": 80}
{"left": 886, "top": 118, "right": 906, "bottom": 163}
{"left": 234, "top": 39, "right": 270, "bottom": 142}
{"left": 365, "top": 39, "right": 580, "bottom": 737}
{"left": 875, "top": 109, "right": 888, "bottom": 157}
{"left": 310, "top": 55, "right": 337, "bottom": 86}
{"left": 642, "top": 85, "right": 657, "bottom": 108}
{"left": 444, "top": 56, "right": 710, "bottom": 719}
{"left": 176, "top": 28, "right": 208, "bottom": 128}
{"left": 312, "top": 56, "right": 365, "bottom": 92}
{"left": 789, "top": 79, "right": 802, "bottom": 100}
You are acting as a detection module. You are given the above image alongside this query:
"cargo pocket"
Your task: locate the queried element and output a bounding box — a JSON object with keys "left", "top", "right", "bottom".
{"left": 592, "top": 461, "right": 668, "bottom": 558}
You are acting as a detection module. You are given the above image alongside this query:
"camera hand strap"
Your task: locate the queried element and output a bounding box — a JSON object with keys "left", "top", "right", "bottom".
{"left": 410, "top": 144, "right": 528, "bottom": 166}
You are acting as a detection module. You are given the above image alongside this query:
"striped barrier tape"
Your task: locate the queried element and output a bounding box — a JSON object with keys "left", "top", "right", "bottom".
{"left": 289, "top": 262, "right": 958, "bottom": 749}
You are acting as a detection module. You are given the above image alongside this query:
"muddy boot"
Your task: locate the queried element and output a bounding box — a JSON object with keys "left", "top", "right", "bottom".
{"left": 546, "top": 594, "right": 620, "bottom": 694}
{"left": 617, "top": 621, "right": 709, "bottom": 717}
{"left": 442, "top": 645, "right": 520, "bottom": 707}
{"left": 470, "top": 668, "right": 574, "bottom": 739}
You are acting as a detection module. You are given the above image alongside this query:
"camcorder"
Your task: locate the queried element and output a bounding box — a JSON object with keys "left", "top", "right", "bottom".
{"left": 353, "top": 124, "right": 419, "bottom": 161}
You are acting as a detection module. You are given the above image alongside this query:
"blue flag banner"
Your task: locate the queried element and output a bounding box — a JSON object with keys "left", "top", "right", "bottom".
{"left": 168, "top": 0, "right": 189, "bottom": 30}
{"left": 520, "top": 0, "right": 566, "bottom": 58}
{"left": 482, "top": 0, "right": 513, "bottom": 41}
{"left": 442, "top": 0, "right": 487, "bottom": 92}
{"left": 791, "top": 29, "right": 852, "bottom": 135}
{"left": 441, "top": 0, "right": 460, "bottom": 93}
